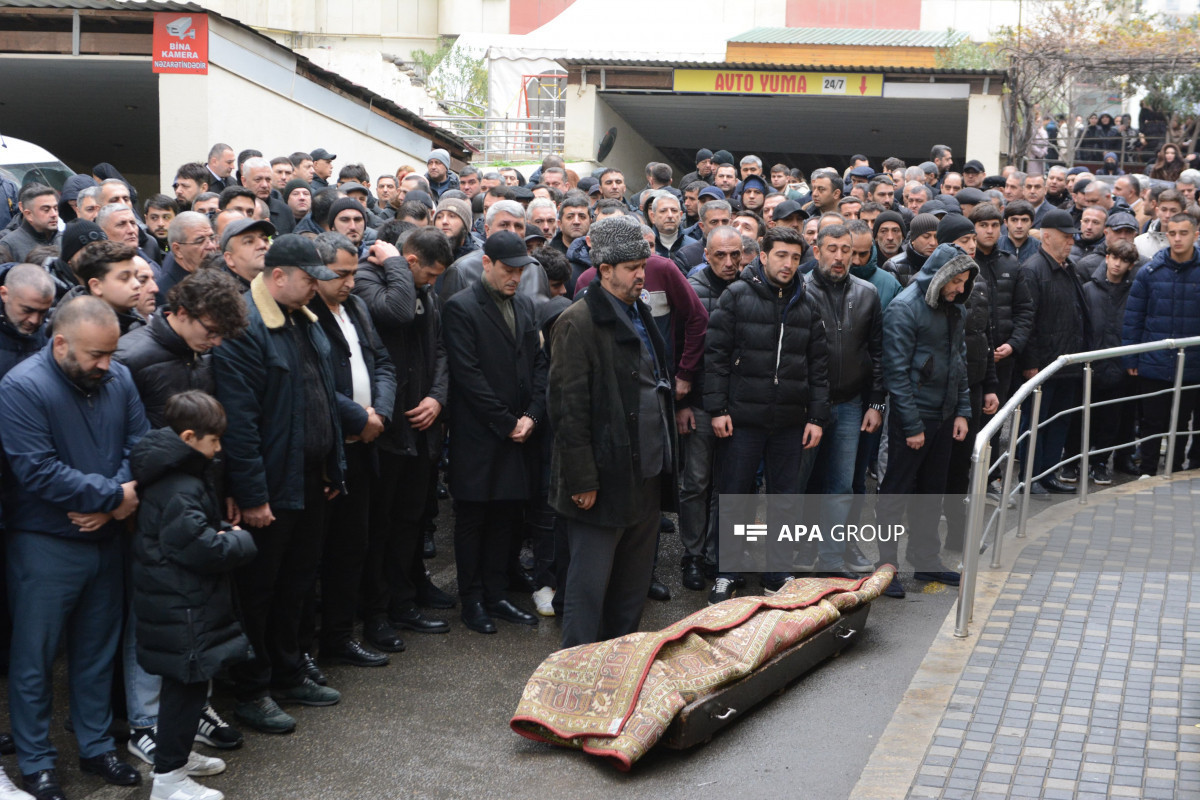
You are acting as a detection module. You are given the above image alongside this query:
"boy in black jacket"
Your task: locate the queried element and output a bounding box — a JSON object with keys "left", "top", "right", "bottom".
{"left": 131, "top": 391, "right": 257, "bottom": 800}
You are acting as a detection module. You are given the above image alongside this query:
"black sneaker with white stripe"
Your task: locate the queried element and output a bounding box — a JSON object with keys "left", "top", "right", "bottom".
{"left": 195, "top": 704, "right": 244, "bottom": 750}
{"left": 127, "top": 726, "right": 157, "bottom": 764}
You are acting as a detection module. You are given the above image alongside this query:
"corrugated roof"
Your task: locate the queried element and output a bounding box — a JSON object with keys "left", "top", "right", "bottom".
{"left": 0, "top": 0, "right": 471, "bottom": 154}
{"left": 558, "top": 57, "right": 1004, "bottom": 76}
{"left": 729, "top": 27, "right": 968, "bottom": 48}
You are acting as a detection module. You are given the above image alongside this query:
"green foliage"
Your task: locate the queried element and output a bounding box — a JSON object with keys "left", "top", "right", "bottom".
{"left": 410, "top": 37, "right": 488, "bottom": 117}
{"left": 934, "top": 33, "right": 1005, "bottom": 71}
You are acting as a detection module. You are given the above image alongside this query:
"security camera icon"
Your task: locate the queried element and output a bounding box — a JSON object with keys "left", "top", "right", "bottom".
{"left": 165, "top": 16, "right": 195, "bottom": 39}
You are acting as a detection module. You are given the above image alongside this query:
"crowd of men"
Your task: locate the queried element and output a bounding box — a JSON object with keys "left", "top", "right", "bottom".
{"left": 0, "top": 137, "right": 1197, "bottom": 800}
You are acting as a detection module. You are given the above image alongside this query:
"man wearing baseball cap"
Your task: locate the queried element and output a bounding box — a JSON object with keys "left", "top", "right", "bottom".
{"left": 442, "top": 230, "right": 547, "bottom": 635}
{"left": 961, "top": 160, "right": 987, "bottom": 188}
{"left": 309, "top": 148, "right": 336, "bottom": 192}
{"left": 214, "top": 233, "right": 346, "bottom": 734}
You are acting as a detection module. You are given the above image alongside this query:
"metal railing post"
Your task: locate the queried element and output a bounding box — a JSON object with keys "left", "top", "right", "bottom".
{"left": 1018, "top": 387, "right": 1043, "bottom": 539}
{"left": 1165, "top": 347, "right": 1186, "bottom": 478}
{"left": 955, "top": 441, "right": 991, "bottom": 638}
{"left": 992, "top": 407, "right": 1021, "bottom": 569}
{"left": 1079, "top": 364, "right": 1092, "bottom": 505}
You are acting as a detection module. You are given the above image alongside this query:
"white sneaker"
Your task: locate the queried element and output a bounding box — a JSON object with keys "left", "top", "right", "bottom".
{"left": 1138, "top": 474, "right": 1152, "bottom": 481}
{"left": 151, "top": 767, "right": 224, "bottom": 800}
{"left": 185, "top": 750, "right": 226, "bottom": 777}
{"left": 0, "top": 766, "right": 34, "bottom": 800}
{"left": 532, "top": 586, "right": 555, "bottom": 616}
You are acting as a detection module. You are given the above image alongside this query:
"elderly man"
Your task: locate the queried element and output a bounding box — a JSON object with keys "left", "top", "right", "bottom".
{"left": 551, "top": 215, "right": 677, "bottom": 646}
{"left": 0, "top": 264, "right": 54, "bottom": 379}
{"left": 443, "top": 231, "right": 548, "bottom": 635}
{"left": 648, "top": 193, "right": 685, "bottom": 261}
{"left": 438, "top": 200, "right": 551, "bottom": 303}
{"left": 1020, "top": 210, "right": 1089, "bottom": 497}
{"left": 216, "top": 217, "right": 274, "bottom": 290}
{"left": 1, "top": 297, "right": 148, "bottom": 800}
{"left": 240, "top": 156, "right": 294, "bottom": 235}
{"left": 213, "top": 235, "right": 345, "bottom": 734}
{"left": 156, "top": 212, "right": 218, "bottom": 306}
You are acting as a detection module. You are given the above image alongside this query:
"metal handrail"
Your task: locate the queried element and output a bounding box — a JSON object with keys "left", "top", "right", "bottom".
{"left": 955, "top": 335, "right": 1200, "bottom": 638}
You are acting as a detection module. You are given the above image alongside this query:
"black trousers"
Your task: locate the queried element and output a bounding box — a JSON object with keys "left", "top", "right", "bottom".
{"left": 1092, "top": 377, "right": 1137, "bottom": 467}
{"left": 154, "top": 677, "right": 207, "bottom": 774}
{"left": 876, "top": 415, "right": 957, "bottom": 569}
{"left": 361, "top": 449, "right": 433, "bottom": 621}
{"left": 453, "top": 499, "right": 524, "bottom": 605}
{"left": 944, "top": 384, "right": 985, "bottom": 550}
{"left": 319, "top": 443, "right": 372, "bottom": 647}
{"left": 1138, "top": 378, "right": 1200, "bottom": 475}
{"left": 231, "top": 465, "right": 328, "bottom": 700}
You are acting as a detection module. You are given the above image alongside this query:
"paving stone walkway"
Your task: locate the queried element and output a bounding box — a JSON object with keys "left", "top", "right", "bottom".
{"left": 903, "top": 478, "right": 1200, "bottom": 800}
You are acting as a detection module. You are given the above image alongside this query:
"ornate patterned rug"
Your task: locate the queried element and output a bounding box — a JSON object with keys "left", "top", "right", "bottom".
{"left": 511, "top": 567, "right": 895, "bottom": 770}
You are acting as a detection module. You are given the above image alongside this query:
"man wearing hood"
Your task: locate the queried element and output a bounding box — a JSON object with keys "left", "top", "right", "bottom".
{"left": 883, "top": 212, "right": 939, "bottom": 288}
{"left": 58, "top": 175, "right": 99, "bottom": 223}
{"left": 877, "top": 243, "right": 975, "bottom": 598}
{"left": 704, "top": 226, "right": 829, "bottom": 604}
{"left": 1096, "top": 152, "right": 1124, "bottom": 176}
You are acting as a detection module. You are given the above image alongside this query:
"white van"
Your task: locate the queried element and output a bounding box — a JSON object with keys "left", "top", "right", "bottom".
{"left": 0, "top": 134, "right": 75, "bottom": 191}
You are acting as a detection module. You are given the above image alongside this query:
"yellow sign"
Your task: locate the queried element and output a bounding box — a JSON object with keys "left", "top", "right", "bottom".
{"left": 673, "top": 69, "right": 884, "bottom": 97}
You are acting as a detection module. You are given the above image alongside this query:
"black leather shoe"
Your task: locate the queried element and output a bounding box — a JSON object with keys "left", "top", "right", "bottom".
{"left": 416, "top": 580, "right": 456, "bottom": 609}
{"left": 436, "top": 481, "right": 449, "bottom": 499}
{"left": 647, "top": 576, "right": 671, "bottom": 602}
{"left": 659, "top": 515, "right": 676, "bottom": 533}
{"left": 508, "top": 569, "right": 539, "bottom": 594}
{"left": 681, "top": 558, "right": 705, "bottom": 591}
{"left": 322, "top": 639, "right": 389, "bottom": 667}
{"left": 0, "top": 730, "right": 13, "bottom": 755}
{"left": 461, "top": 602, "right": 497, "bottom": 634}
{"left": 363, "top": 619, "right": 406, "bottom": 653}
{"left": 1041, "top": 477, "right": 1077, "bottom": 494}
{"left": 390, "top": 607, "right": 450, "bottom": 634}
{"left": 300, "top": 652, "right": 327, "bottom": 686}
{"left": 22, "top": 769, "right": 66, "bottom": 800}
{"left": 79, "top": 750, "right": 140, "bottom": 786}
{"left": 422, "top": 529, "right": 437, "bottom": 559}
{"left": 485, "top": 599, "right": 537, "bottom": 626}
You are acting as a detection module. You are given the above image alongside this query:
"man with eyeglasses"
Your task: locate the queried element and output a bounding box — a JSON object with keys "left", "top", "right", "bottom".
{"left": 155, "top": 212, "right": 219, "bottom": 307}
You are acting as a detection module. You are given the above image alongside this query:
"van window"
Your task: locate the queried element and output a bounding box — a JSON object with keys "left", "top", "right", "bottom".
{"left": 0, "top": 162, "right": 74, "bottom": 191}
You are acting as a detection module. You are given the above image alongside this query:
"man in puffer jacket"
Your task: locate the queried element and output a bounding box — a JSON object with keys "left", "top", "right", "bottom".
{"left": 131, "top": 392, "right": 256, "bottom": 800}
{"left": 1122, "top": 213, "right": 1200, "bottom": 475}
{"left": 876, "top": 243, "right": 975, "bottom": 598}
{"left": 704, "top": 226, "right": 829, "bottom": 603}
{"left": 1084, "top": 240, "right": 1139, "bottom": 480}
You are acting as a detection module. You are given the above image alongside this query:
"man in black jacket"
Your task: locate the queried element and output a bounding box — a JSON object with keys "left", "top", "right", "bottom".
{"left": 308, "top": 233, "right": 397, "bottom": 669}
{"left": 678, "top": 226, "right": 741, "bottom": 591}
{"left": 0, "top": 184, "right": 60, "bottom": 263}
{"left": 0, "top": 264, "right": 54, "bottom": 381}
{"left": 550, "top": 215, "right": 677, "bottom": 647}
{"left": 443, "top": 230, "right": 548, "bottom": 634}
{"left": 883, "top": 212, "right": 939, "bottom": 287}
{"left": 705, "top": 226, "right": 829, "bottom": 603}
{"left": 802, "top": 223, "right": 885, "bottom": 576}
{"left": 116, "top": 270, "right": 247, "bottom": 427}
{"left": 213, "top": 235, "right": 345, "bottom": 734}
{"left": 354, "top": 226, "right": 455, "bottom": 651}
{"left": 1018, "top": 210, "right": 1088, "bottom": 496}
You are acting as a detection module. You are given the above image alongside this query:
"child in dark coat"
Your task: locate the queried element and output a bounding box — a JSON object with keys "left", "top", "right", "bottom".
{"left": 131, "top": 391, "right": 257, "bottom": 800}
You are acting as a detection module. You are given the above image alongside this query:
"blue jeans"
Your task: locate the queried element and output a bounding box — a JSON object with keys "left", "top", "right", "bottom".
{"left": 7, "top": 532, "right": 122, "bottom": 773}
{"left": 715, "top": 425, "right": 817, "bottom": 581}
{"left": 123, "top": 604, "right": 161, "bottom": 729}
{"left": 810, "top": 400, "right": 863, "bottom": 569}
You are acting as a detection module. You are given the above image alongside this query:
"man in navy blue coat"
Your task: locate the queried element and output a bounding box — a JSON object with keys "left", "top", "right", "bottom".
{"left": 0, "top": 296, "right": 148, "bottom": 798}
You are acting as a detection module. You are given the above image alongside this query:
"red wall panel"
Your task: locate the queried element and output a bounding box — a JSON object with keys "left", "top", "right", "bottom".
{"left": 510, "top": 0, "right": 578, "bottom": 35}
{"left": 785, "top": 0, "right": 922, "bottom": 29}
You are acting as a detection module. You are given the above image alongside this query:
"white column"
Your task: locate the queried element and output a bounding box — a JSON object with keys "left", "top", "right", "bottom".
{"left": 966, "top": 91, "right": 1004, "bottom": 174}
{"left": 157, "top": 72, "right": 211, "bottom": 193}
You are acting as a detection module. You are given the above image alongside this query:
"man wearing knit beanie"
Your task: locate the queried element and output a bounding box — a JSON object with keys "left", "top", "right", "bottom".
{"left": 434, "top": 197, "right": 475, "bottom": 258}
{"left": 936, "top": 213, "right": 977, "bottom": 256}
{"left": 549, "top": 214, "right": 675, "bottom": 647}
{"left": 882, "top": 212, "right": 940, "bottom": 288}
{"left": 425, "top": 148, "right": 460, "bottom": 199}
{"left": 875, "top": 243, "right": 977, "bottom": 597}
{"left": 327, "top": 197, "right": 368, "bottom": 247}
{"left": 873, "top": 210, "right": 906, "bottom": 261}
{"left": 283, "top": 178, "right": 311, "bottom": 225}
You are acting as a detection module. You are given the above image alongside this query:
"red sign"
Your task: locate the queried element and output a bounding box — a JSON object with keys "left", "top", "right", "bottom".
{"left": 152, "top": 12, "right": 209, "bottom": 74}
